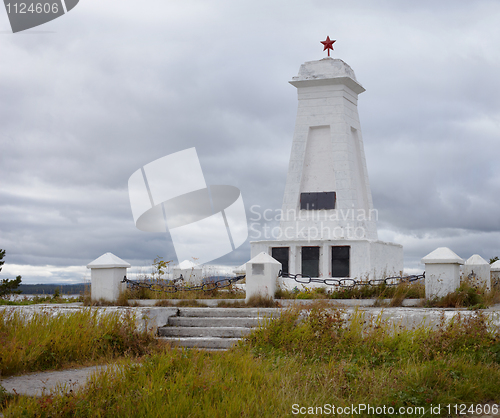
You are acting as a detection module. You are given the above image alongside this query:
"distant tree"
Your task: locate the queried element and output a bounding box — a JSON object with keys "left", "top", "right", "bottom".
{"left": 0, "top": 249, "right": 22, "bottom": 298}
{"left": 490, "top": 256, "right": 499, "bottom": 264}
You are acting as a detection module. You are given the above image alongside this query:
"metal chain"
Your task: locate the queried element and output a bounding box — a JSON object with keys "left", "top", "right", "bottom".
{"left": 121, "top": 275, "right": 246, "bottom": 293}
{"left": 278, "top": 270, "right": 425, "bottom": 288}
{"left": 122, "top": 270, "right": 423, "bottom": 293}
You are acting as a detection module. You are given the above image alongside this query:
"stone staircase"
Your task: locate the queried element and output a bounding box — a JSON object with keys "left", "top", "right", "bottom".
{"left": 157, "top": 307, "right": 280, "bottom": 350}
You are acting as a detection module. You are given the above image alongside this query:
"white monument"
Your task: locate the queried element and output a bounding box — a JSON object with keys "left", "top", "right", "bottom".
{"left": 251, "top": 43, "right": 403, "bottom": 281}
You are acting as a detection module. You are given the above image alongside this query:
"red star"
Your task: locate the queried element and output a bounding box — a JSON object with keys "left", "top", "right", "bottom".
{"left": 321, "top": 36, "right": 336, "bottom": 57}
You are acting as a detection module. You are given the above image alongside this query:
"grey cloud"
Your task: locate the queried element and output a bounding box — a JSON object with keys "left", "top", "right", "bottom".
{"left": 1, "top": 0, "right": 500, "bottom": 283}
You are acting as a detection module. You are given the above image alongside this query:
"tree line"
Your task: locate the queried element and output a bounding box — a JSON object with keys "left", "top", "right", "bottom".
{"left": 1, "top": 249, "right": 87, "bottom": 297}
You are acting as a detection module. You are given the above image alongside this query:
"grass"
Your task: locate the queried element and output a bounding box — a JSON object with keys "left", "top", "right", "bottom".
{"left": 2, "top": 304, "right": 500, "bottom": 417}
{"left": 153, "top": 295, "right": 280, "bottom": 308}
{"left": 126, "top": 281, "right": 245, "bottom": 300}
{"left": 276, "top": 280, "right": 500, "bottom": 309}
{"left": 170, "top": 299, "right": 207, "bottom": 307}
{"left": 0, "top": 309, "right": 160, "bottom": 377}
{"left": 82, "top": 291, "right": 137, "bottom": 307}
{"left": 424, "top": 281, "right": 500, "bottom": 309}
{"left": 87, "top": 282, "right": 246, "bottom": 302}
{"left": 0, "top": 294, "right": 83, "bottom": 306}
{"left": 275, "top": 281, "right": 425, "bottom": 301}
{"left": 245, "top": 303, "right": 500, "bottom": 362}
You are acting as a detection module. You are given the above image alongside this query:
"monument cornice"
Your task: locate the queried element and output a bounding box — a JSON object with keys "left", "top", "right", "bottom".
{"left": 289, "top": 77, "right": 365, "bottom": 95}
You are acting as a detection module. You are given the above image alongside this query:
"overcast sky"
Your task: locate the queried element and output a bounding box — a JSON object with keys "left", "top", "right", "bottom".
{"left": 1, "top": 0, "right": 500, "bottom": 283}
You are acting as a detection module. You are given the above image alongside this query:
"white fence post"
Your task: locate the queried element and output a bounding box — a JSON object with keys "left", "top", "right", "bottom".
{"left": 421, "top": 247, "right": 464, "bottom": 299}
{"left": 245, "top": 252, "right": 282, "bottom": 303}
{"left": 87, "top": 252, "right": 131, "bottom": 302}
{"left": 463, "top": 254, "right": 491, "bottom": 291}
{"left": 491, "top": 260, "right": 500, "bottom": 288}
{"left": 173, "top": 260, "right": 203, "bottom": 285}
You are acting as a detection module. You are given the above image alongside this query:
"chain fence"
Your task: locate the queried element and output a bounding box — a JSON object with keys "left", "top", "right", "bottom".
{"left": 122, "top": 270, "right": 424, "bottom": 294}
{"left": 121, "top": 275, "right": 246, "bottom": 294}
{"left": 278, "top": 270, "right": 425, "bottom": 288}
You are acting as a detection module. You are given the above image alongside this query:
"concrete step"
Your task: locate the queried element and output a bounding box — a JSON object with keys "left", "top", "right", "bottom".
{"left": 156, "top": 307, "right": 280, "bottom": 350}
{"left": 159, "top": 337, "right": 240, "bottom": 350}
{"left": 158, "top": 326, "right": 252, "bottom": 338}
{"left": 168, "top": 316, "right": 264, "bottom": 328}
{"left": 176, "top": 307, "right": 281, "bottom": 318}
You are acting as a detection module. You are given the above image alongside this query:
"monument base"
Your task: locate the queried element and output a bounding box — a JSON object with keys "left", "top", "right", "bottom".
{"left": 250, "top": 239, "right": 403, "bottom": 287}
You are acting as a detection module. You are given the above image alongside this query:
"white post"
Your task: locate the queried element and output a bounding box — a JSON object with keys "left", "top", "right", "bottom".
{"left": 463, "top": 255, "right": 491, "bottom": 291}
{"left": 233, "top": 263, "right": 246, "bottom": 276}
{"left": 173, "top": 260, "right": 203, "bottom": 285}
{"left": 245, "top": 252, "right": 282, "bottom": 302}
{"left": 87, "top": 252, "right": 131, "bottom": 302}
{"left": 491, "top": 260, "right": 500, "bottom": 288}
{"left": 421, "top": 247, "right": 464, "bottom": 299}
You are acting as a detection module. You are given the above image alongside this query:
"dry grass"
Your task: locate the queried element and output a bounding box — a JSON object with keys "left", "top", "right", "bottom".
{"left": 216, "top": 299, "right": 246, "bottom": 308}
{"left": 0, "top": 309, "right": 161, "bottom": 377}
{"left": 175, "top": 299, "right": 208, "bottom": 307}
{"left": 388, "top": 282, "right": 419, "bottom": 307}
{"left": 0, "top": 295, "right": 83, "bottom": 306}
{"left": 425, "top": 281, "right": 500, "bottom": 309}
{"left": 125, "top": 282, "right": 245, "bottom": 300}
{"left": 275, "top": 281, "right": 425, "bottom": 301}
{"left": 217, "top": 295, "right": 280, "bottom": 308}
{"left": 245, "top": 294, "right": 280, "bottom": 308}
